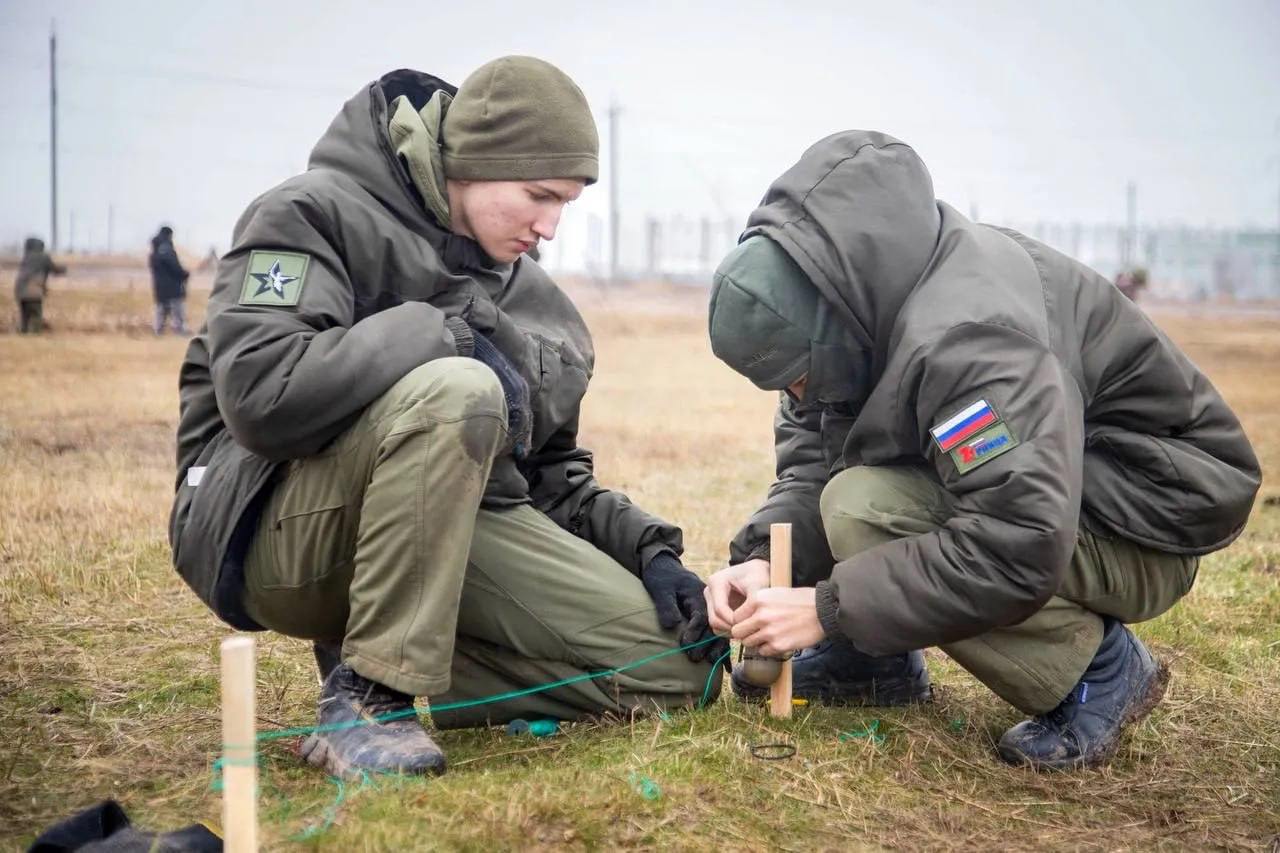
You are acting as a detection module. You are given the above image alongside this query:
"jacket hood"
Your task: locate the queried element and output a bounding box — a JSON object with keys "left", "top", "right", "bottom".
{"left": 742, "top": 131, "right": 942, "bottom": 369}
{"left": 23, "top": 237, "right": 44, "bottom": 254}
{"left": 308, "top": 69, "right": 457, "bottom": 236}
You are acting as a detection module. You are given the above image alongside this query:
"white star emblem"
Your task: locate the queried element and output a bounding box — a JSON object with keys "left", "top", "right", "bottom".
{"left": 249, "top": 260, "right": 299, "bottom": 299}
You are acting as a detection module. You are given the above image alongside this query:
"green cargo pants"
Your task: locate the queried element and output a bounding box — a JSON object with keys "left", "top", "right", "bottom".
{"left": 241, "top": 358, "right": 716, "bottom": 725}
{"left": 18, "top": 299, "right": 44, "bottom": 334}
{"left": 819, "top": 465, "right": 1198, "bottom": 714}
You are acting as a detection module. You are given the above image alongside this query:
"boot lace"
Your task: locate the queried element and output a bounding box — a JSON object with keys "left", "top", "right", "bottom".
{"left": 1045, "top": 683, "right": 1084, "bottom": 728}
{"left": 337, "top": 668, "right": 415, "bottom": 720}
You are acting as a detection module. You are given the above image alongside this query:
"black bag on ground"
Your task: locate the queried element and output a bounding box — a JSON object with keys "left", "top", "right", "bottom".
{"left": 27, "top": 799, "right": 221, "bottom": 852}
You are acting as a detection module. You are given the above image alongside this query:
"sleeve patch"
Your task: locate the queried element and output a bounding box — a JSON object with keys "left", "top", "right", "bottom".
{"left": 930, "top": 398, "right": 998, "bottom": 451}
{"left": 239, "top": 250, "right": 310, "bottom": 306}
{"left": 949, "top": 423, "right": 1019, "bottom": 474}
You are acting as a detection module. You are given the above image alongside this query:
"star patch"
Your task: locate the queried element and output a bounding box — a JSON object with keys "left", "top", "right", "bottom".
{"left": 239, "top": 251, "right": 310, "bottom": 306}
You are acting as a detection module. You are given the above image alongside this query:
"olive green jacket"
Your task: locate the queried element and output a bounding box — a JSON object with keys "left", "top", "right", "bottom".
{"left": 13, "top": 238, "right": 65, "bottom": 301}
{"left": 727, "top": 131, "right": 1260, "bottom": 655}
{"left": 170, "top": 69, "right": 680, "bottom": 628}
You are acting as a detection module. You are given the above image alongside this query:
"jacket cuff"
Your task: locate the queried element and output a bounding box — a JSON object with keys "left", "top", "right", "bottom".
{"left": 745, "top": 540, "right": 771, "bottom": 562}
{"left": 445, "top": 316, "right": 475, "bottom": 357}
{"left": 643, "top": 549, "right": 682, "bottom": 576}
{"left": 815, "top": 580, "right": 843, "bottom": 638}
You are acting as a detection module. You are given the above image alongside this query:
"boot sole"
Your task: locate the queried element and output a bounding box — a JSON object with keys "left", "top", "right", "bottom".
{"left": 300, "top": 732, "right": 447, "bottom": 781}
{"left": 999, "top": 659, "right": 1170, "bottom": 772}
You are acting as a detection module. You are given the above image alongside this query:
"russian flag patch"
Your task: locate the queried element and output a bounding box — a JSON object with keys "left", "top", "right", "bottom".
{"left": 930, "top": 399, "right": 1000, "bottom": 452}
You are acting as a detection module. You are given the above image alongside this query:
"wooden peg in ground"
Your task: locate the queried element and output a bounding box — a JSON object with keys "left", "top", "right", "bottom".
{"left": 768, "top": 523, "right": 794, "bottom": 718}
{"left": 733, "top": 525, "right": 796, "bottom": 713}
{"left": 221, "top": 635, "right": 258, "bottom": 852}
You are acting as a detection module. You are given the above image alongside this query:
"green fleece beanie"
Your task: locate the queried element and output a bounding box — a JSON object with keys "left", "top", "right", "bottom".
{"left": 709, "top": 236, "right": 821, "bottom": 391}
{"left": 442, "top": 56, "right": 598, "bottom": 184}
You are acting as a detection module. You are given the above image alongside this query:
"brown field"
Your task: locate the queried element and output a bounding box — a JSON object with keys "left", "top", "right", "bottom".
{"left": 1, "top": 279, "right": 1278, "bottom": 851}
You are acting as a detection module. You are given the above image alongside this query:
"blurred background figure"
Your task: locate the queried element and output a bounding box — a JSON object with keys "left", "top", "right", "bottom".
{"left": 12, "top": 237, "right": 66, "bottom": 334}
{"left": 1115, "top": 267, "right": 1149, "bottom": 302}
{"left": 149, "top": 225, "right": 189, "bottom": 335}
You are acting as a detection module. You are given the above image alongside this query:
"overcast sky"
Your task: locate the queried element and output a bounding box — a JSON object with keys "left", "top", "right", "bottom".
{"left": 1, "top": 0, "right": 1277, "bottom": 266}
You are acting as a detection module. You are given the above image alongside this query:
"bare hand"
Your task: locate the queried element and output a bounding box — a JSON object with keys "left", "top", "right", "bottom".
{"left": 730, "top": 587, "right": 825, "bottom": 657}
{"left": 704, "top": 559, "right": 770, "bottom": 636}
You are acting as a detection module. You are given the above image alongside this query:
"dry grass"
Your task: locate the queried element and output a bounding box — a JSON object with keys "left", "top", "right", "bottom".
{"left": 1, "top": 280, "right": 1278, "bottom": 851}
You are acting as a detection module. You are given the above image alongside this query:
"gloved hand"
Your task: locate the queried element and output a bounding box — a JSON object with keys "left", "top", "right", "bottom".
{"left": 470, "top": 330, "right": 533, "bottom": 459}
{"left": 642, "top": 553, "right": 731, "bottom": 667}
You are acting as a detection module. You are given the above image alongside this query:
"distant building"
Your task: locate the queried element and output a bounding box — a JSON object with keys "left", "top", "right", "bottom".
{"left": 1008, "top": 223, "right": 1280, "bottom": 302}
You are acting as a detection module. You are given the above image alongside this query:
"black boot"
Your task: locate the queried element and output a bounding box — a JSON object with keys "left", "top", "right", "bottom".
{"left": 998, "top": 619, "right": 1168, "bottom": 770}
{"left": 731, "top": 634, "right": 931, "bottom": 705}
{"left": 300, "top": 663, "right": 447, "bottom": 779}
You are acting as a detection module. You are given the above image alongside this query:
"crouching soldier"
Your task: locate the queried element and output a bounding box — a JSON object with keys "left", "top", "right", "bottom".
{"left": 704, "top": 131, "right": 1259, "bottom": 769}
{"left": 170, "top": 57, "right": 725, "bottom": 780}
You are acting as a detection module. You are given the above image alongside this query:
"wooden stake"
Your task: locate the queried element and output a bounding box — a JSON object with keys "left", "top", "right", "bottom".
{"left": 220, "top": 635, "right": 258, "bottom": 852}
{"left": 769, "top": 523, "right": 793, "bottom": 718}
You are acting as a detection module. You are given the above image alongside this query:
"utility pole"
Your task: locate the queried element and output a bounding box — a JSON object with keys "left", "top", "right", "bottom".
{"left": 699, "top": 216, "right": 711, "bottom": 273}
{"left": 645, "top": 216, "right": 660, "bottom": 277}
{"left": 1125, "top": 180, "right": 1137, "bottom": 270}
{"left": 608, "top": 101, "right": 620, "bottom": 284}
{"left": 50, "top": 21, "right": 58, "bottom": 250}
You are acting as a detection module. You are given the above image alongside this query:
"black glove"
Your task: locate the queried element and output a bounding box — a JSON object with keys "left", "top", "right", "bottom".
{"left": 470, "top": 330, "right": 533, "bottom": 459}
{"left": 642, "top": 552, "right": 731, "bottom": 666}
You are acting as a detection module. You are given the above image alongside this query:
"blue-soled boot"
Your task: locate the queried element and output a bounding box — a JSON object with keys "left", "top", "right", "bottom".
{"left": 998, "top": 619, "right": 1169, "bottom": 770}
{"left": 732, "top": 634, "right": 931, "bottom": 705}
{"left": 300, "top": 663, "right": 447, "bottom": 779}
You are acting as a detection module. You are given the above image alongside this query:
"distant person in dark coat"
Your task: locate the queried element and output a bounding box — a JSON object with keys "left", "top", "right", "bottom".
{"left": 13, "top": 236, "right": 66, "bottom": 334}
{"left": 149, "top": 226, "right": 190, "bottom": 335}
{"left": 1115, "top": 267, "right": 1148, "bottom": 301}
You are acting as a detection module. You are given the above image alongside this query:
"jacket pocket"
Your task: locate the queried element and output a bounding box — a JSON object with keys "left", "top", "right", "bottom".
{"left": 820, "top": 404, "right": 858, "bottom": 472}
{"left": 1068, "top": 527, "right": 1197, "bottom": 623}
{"left": 532, "top": 335, "right": 590, "bottom": 449}
{"left": 256, "top": 455, "right": 359, "bottom": 590}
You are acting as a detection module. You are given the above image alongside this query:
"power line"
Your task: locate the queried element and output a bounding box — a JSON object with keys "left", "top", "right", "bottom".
{"left": 56, "top": 58, "right": 354, "bottom": 99}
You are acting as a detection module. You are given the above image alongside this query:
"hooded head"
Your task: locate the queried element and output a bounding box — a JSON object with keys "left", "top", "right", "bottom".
{"left": 709, "top": 235, "right": 866, "bottom": 404}
{"left": 742, "top": 131, "right": 942, "bottom": 365}
{"left": 23, "top": 237, "right": 44, "bottom": 255}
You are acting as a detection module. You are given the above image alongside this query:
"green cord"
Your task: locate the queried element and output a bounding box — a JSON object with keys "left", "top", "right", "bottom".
{"left": 254, "top": 636, "right": 726, "bottom": 743}
{"left": 217, "top": 638, "right": 731, "bottom": 840}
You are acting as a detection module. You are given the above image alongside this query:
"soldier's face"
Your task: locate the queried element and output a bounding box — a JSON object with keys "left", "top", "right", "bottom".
{"left": 447, "top": 178, "right": 585, "bottom": 264}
